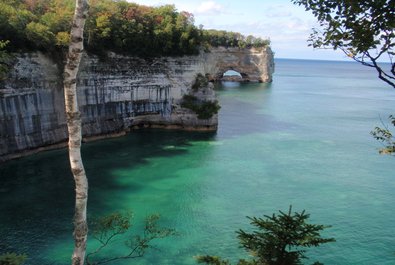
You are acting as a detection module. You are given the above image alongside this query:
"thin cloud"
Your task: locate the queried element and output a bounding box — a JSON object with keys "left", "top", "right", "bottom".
{"left": 196, "top": 1, "right": 224, "bottom": 15}
{"left": 265, "top": 5, "right": 293, "bottom": 18}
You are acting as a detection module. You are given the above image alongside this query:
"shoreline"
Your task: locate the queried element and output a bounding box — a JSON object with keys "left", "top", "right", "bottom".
{"left": 0, "top": 124, "right": 217, "bottom": 163}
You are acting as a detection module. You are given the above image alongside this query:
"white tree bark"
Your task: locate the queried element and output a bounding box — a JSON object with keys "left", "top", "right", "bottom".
{"left": 63, "top": 1, "right": 89, "bottom": 265}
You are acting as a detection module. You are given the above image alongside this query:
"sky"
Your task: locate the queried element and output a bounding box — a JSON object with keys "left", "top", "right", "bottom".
{"left": 129, "top": 0, "right": 351, "bottom": 61}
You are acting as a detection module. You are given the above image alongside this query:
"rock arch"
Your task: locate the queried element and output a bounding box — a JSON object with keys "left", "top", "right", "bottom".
{"left": 202, "top": 46, "right": 274, "bottom": 83}
{"left": 221, "top": 69, "right": 243, "bottom": 82}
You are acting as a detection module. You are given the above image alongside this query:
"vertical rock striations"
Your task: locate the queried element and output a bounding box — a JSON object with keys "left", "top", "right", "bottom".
{"left": 0, "top": 47, "right": 274, "bottom": 161}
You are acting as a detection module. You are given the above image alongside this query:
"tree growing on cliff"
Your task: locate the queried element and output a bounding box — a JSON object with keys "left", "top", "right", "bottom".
{"left": 196, "top": 206, "right": 335, "bottom": 265}
{"left": 291, "top": 0, "right": 395, "bottom": 154}
{"left": 63, "top": 0, "right": 89, "bottom": 264}
{"left": 0, "top": 40, "right": 11, "bottom": 80}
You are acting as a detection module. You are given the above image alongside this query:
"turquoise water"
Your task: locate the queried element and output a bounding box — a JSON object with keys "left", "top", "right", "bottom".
{"left": 1, "top": 59, "right": 395, "bottom": 264}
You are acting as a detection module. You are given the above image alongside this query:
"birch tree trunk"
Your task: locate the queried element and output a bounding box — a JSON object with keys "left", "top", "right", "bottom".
{"left": 63, "top": 1, "right": 89, "bottom": 264}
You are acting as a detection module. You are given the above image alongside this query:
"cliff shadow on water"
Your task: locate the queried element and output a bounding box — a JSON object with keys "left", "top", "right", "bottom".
{"left": 0, "top": 129, "right": 216, "bottom": 264}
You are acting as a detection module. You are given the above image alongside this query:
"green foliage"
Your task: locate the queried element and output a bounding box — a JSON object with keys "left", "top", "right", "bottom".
{"left": 55, "top": 31, "right": 70, "bottom": 47}
{"left": 196, "top": 255, "right": 231, "bottom": 265}
{"left": 86, "top": 212, "right": 177, "bottom": 265}
{"left": 183, "top": 73, "right": 221, "bottom": 119}
{"left": 371, "top": 115, "right": 395, "bottom": 155}
{"left": 0, "top": 252, "right": 27, "bottom": 265}
{"left": 0, "top": 0, "right": 270, "bottom": 57}
{"left": 237, "top": 206, "right": 335, "bottom": 265}
{"left": 25, "top": 21, "right": 55, "bottom": 48}
{"left": 90, "top": 211, "right": 132, "bottom": 241}
{"left": 197, "top": 206, "right": 334, "bottom": 265}
{"left": 0, "top": 1, "right": 34, "bottom": 49}
{"left": 197, "top": 101, "right": 221, "bottom": 120}
{"left": 292, "top": 0, "right": 395, "bottom": 88}
{"left": 39, "top": 1, "right": 73, "bottom": 34}
{"left": 181, "top": 94, "right": 221, "bottom": 120}
{"left": 0, "top": 40, "right": 11, "bottom": 80}
{"left": 196, "top": 256, "right": 256, "bottom": 265}
{"left": 84, "top": 1, "right": 206, "bottom": 56}
{"left": 0, "top": 0, "right": 73, "bottom": 52}
{"left": 192, "top": 73, "right": 209, "bottom": 91}
{"left": 202, "top": 29, "right": 270, "bottom": 49}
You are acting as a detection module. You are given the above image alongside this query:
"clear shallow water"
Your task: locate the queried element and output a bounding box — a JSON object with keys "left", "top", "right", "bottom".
{"left": 1, "top": 59, "right": 395, "bottom": 264}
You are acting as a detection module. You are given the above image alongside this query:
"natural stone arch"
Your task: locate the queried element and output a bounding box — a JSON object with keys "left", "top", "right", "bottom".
{"left": 217, "top": 68, "right": 245, "bottom": 82}
{"left": 221, "top": 69, "right": 243, "bottom": 81}
{"left": 223, "top": 69, "right": 243, "bottom": 77}
{"left": 202, "top": 46, "right": 274, "bottom": 83}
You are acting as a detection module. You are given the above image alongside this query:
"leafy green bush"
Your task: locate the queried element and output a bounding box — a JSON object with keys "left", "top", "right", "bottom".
{"left": 192, "top": 73, "right": 209, "bottom": 91}
{"left": 181, "top": 94, "right": 220, "bottom": 120}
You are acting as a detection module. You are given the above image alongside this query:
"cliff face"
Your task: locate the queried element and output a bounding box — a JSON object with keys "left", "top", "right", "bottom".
{"left": 0, "top": 47, "right": 274, "bottom": 160}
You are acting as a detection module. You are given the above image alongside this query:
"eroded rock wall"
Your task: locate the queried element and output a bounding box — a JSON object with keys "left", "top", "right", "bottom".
{"left": 0, "top": 47, "right": 274, "bottom": 160}
{"left": 203, "top": 47, "right": 275, "bottom": 82}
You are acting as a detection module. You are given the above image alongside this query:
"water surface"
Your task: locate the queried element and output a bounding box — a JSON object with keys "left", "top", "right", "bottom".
{"left": 1, "top": 59, "right": 394, "bottom": 265}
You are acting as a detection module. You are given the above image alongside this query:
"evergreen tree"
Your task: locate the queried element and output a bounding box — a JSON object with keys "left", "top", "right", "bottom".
{"left": 197, "top": 206, "right": 335, "bottom": 265}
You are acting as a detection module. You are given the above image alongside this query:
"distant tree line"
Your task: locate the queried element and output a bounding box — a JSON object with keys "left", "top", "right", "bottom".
{"left": 202, "top": 29, "right": 270, "bottom": 49}
{"left": 0, "top": 0, "right": 270, "bottom": 58}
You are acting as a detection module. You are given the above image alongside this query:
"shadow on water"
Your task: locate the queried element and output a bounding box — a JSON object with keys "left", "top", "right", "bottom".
{"left": 0, "top": 129, "right": 216, "bottom": 263}
{"left": 83, "top": 130, "right": 216, "bottom": 212}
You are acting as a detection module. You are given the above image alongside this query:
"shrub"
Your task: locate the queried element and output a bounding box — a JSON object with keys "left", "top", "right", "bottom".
{"left": 192, "top": 73, "right": 209, "bottom": 91}
{"left": 181, "top": 94, "right": 220, "bottom": 120}
{"left": 0, "top": 40, "right": 11, "bottom": 80}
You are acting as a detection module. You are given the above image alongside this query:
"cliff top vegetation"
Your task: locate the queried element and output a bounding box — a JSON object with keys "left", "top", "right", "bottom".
{"left": 0, "top": 0, "right": 270, "bottom": 57}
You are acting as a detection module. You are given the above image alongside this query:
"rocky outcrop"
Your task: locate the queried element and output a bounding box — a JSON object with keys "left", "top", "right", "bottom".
{"left": 0, "top": 47, "right": 274, "bottom": 161}
{"left": 203, "top": 47, "right": 274, "bottom": 82}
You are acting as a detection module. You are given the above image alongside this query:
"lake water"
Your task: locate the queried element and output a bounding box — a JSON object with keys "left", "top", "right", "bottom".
{"left": 1, "top": 59, "right": 395, "bottom": 265}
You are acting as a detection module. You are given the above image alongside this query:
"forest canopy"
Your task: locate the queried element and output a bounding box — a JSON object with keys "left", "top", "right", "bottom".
{"left": 0, "top": 0, "right": 270, "bottom": 57}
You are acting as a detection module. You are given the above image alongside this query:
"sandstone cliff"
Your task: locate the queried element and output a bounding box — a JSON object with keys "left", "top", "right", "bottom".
{"left": 0, "top": 47, "right": 274, "bottom": 161}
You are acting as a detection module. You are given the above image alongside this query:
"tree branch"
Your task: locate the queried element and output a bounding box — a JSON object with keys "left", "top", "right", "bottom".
{"left": 366, "top": 52, "right": 395, "bottom": 88}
